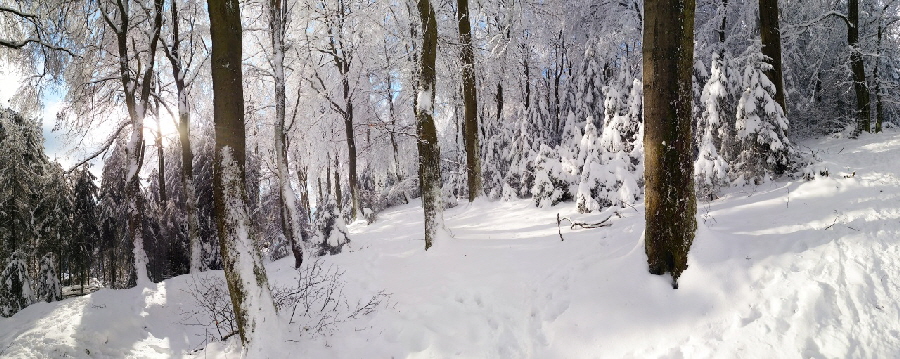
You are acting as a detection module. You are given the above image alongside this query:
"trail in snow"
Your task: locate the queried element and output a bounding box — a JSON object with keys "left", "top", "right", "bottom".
{"left": 1, "top": 130, "right": 899, "bottom": 358}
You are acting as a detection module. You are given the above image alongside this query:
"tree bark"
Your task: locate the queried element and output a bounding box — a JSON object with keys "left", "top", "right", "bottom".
{"left": 207, "top": 0, "right": 278, "bottom": 349}
{"left": 848, "top": 0, "right": 871, "bottom": 134}
{"left": 758, "top": 0, "right": 786, "bottom": 113}
{"left": 416, "top": 0, "right": 444, "bottom": 250}
{"left": 456, "top": 0, "right": 481, "bottom": 202}
{"left": 643, "top": 0, "right": 697, "bottom": 289}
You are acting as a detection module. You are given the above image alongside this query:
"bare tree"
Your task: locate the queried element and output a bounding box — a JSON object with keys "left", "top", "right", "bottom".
{"left": 207, "top": 0, "right": 279, "bottom": 350}
{"left": 415, "top": 0, "right": 443, "bottom": 250}
{"left": 269, "top": 0, "right": 305, "bottom": 268}
{"left": 456, "top": 0, "right": 481, "bottom": 201}
{"left": 96, "top": 0, "right": 165, "bottom": 286}
{"left": 161, "top": 0, "right": 208, "bottom": 273}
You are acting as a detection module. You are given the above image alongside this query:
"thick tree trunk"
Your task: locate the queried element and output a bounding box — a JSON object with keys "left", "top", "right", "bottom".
{"left": 758, "top": 0, "right": 786, "bottom": 113}
{"left": 416, "top": 0, "right": 444, "bottom": 250}
{"left": 456, "top": 0, "right": 481, "bottom": 202}
{"left": 270, "top": 0, "right": 304, "bottom": 268}
{"left": 848, "top": 0, "right": 871, "bottom": 134}
{"left": 207, "top": 0, "right": 278, "bottom": 350}
{"left": 643, "top": 0, "right": 697, "bottom": 289}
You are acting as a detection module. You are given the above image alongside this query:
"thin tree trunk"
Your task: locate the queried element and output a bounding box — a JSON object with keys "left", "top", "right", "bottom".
{"left": 207, "top": 0, "right": 278, "bottom": 350}
{"left": 759, "top": 0, "right": 786, "bottom": 113}
{"left": 270, "top": 0, "right": 303, "bottom": 268}
{"left": 848, "top": 0, "right": 871, "bottom": 134}
{"left": 456, "top": 0, "right": 481, "bottom": 202}
{"left": 874, "top": 22, "right": 884, "bottom": 133}
{"left": 342, "top": 77, "right": 360, "bottom": 221}
{"left": 643, "top": 0, "right": 697, "bottom": 289}
{"left": 155, "top": 106, "right": 167, "bottom": 203}
{"left": 297, "top": 166, "right": 311, "bottom": 225}
{"left": 416, "top": 0, "right": 444, "bottom": 250}
{"left": 165, "top": 0, "right": 203, "bottom": 273}
{"left": 334, "top": 156, "right": 343, "bottom": 211}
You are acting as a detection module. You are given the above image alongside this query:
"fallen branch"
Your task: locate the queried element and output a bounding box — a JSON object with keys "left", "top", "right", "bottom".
{"left": 556, "top": 212, "right": 618, "bottom": 241}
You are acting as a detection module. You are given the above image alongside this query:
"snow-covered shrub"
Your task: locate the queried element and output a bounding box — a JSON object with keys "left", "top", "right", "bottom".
{"left": 576, "top": 78, "right": 643, "bottom": 213}
{"left": 695, "top": 54, "right": 732, "bottom": 198}
{"left": 531, "top": 144, "right": 576, "bottom": 208}
{"left": 501, "top": 108, "right": 536, "bottom": 201}
{"left": 314, "top": 196, "right": 350, "bottom": 256}
{"left": 733, "top": 51, "right": 793, "bottom": 184}
{"left": 1, "top": 252, "right": 35, "bottom": 317}
{"left": 575, "top": 120, "right": 608, "bottom": 212}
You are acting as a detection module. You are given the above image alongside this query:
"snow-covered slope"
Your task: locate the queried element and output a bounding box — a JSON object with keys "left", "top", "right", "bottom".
{"left": 2, "top": 130, "right": 899, "bottom": 358}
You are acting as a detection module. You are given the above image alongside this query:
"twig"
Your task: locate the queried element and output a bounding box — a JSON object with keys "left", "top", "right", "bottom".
{"left": 556, "top": 213, "right": 615, "bottom": 241}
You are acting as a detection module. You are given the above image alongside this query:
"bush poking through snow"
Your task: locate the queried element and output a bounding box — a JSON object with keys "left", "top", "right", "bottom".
{"left": 272, "top": 259, "right": 390, "bottom": 336}
{"left": 181, "top": 259, "right": 389, "bottom": 343}
{"left": 180, "top": 274, "right": 238, "bottom": 342}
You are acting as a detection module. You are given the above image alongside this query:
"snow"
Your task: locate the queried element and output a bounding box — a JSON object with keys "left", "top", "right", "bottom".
{"left": 416, "top": 86, "right": 433, "bottom": 114}
{"left": 2, "top": 131, "right": 900, "bottom": 357}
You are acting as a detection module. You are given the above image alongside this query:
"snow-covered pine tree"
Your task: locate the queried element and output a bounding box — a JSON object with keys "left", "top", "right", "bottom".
{"left": 531, "top": 111, "right": 580, "bottom": 208}
{"left": 70, "top": 167, "right": 100, "bottom": 293}
{"left": 695, "top": 53, "right": 732, "bottom": 198}
{"left": 733, "top": 49, "right": 793, "bottom": 184}
{"left": 575, "top": 120, "right": 605, "bottom": 213}
{"left": 314, "top": 195, "right": 350, "bottom": 256}
{"left": 598, "top": 76, "right": 642, "bottom": 208}
{"left": 34, "top": 253, "right": 62, "bottom": 303}
{"left": 0, "top": 252, "right": 35, "bottom": 317}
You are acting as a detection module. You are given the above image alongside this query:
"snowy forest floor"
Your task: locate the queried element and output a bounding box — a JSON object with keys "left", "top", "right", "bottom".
{"left": 2, "top": 129, "right": 900, "bottom": 358}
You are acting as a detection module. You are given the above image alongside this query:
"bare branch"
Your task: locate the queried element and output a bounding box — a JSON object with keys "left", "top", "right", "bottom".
{"left": 66, "top": 120, "right": 131, "bottom": 173}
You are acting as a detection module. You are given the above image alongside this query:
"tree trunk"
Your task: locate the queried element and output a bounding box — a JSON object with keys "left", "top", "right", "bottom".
{"left": 643, "top": 0, "right": 697, "bottom": 289}
{"left": 874, "top": 22, "right": 884, "bottom": 133}
{"left": 758, "top": 0, "right": 786, "bottom": 113}
{"left": 416, "top": 0, "right": 444, "bottom": 250}
{"left": 166, "top": 0, "right": 203, "bottom": 273}
{"left": 456, "top": 0, "right": 481, "bottom": 202}
{"left": 342, "top": 77, "right": 360, "bottom": 221}
{"left": 334, "top": 156, "right": 343, "bottom": 211}
{"left": 155, "top": 109, "right": 167, "bottom": 203}
{"left": 297, "top": 166, "right": 311, "bottom": 226}
{"left": 207, "top": 0, "right": 278, "bottom": 350}
{"left": 848, "top": 0, "right": 871, "bottom": 134}
{"left": 270, "top": 0, "right": 304, "bottom": 269}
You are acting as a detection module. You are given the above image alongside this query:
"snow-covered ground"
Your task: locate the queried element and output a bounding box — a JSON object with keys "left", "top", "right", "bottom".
{"left": 2, "top": 130, "right": 900, "bottom": 358}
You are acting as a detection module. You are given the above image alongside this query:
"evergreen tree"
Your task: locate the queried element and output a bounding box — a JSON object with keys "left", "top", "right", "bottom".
{"left": 70, "top": 167, "right": 100, "bottom": 293}
{"left": 695, "top": 54, "right": 732, "bottom": 198}
{"left": 734, "top": 50, "right": 793, "bottom": 184}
